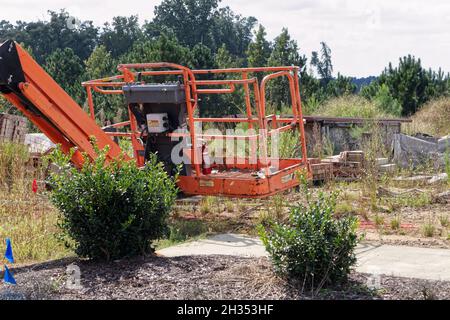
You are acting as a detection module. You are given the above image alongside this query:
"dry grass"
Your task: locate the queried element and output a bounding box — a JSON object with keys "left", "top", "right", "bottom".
{"left": 0, "top": 142, "right": 70, "bottom": 264}
{"left": 422, "top": 222, "right": 436, "bottom": 238}
{"left": 313, "top": 95, "right": 394, "bottom": 119}
{"left": 406, "top": 97, "right": 450, "bottom": 137}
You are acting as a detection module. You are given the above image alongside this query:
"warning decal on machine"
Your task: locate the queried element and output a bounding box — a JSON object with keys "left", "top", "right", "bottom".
{"left": 199, "top": 180, "right": 215, "bottom": 187}
{"left": 148, "top": 120, "right": 160, "bottom": 128}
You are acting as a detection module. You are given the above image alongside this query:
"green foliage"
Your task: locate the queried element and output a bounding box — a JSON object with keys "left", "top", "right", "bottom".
{"left": 99, "top": 16, "right": 142, "bottom": 58}
{"left": 210, "top": 6, "right": 257, "bottom": 57}
{"left": 307, "top": 43, "right": 356, "bottom": 102}
{"left": 44, "top": 47, "right": 85, "bottom": 104}
{"left": 267, "top": 28, "right": 307, "bottom": 107}
{"left": 215, "top": 44, "right": 241, "bottom": 69}
{"left": 258, "top": 180, "right": 358, "bottom": 287}
{"left": 191, "top": 43, "right": 216, "bottom": 69}
{"left": 325, "top": 73, "right": 357, "bottom": 97}
{"left": 362, "top": 55, "right": 450, "bottom": 116}
{"left": 84, "top": 45, "right": 115, "bottom": 79}
{"left": 151, "top": 0, "right": 220, "bottom": 48}
{"left": 200, "top": 196, "right": 217, "bottom": 214}
{"left": 2, "top": 2, "right": 448, "bottom": 124}
{"left": 372, "top": 84, "right": 402, "bottom": 117}
{"left": 150, "top": 0, "right": 256, "bottom": 57}
{"left": 247, "top": 25, "right": 271, "bottom": 69}
{"left": 311, "top": 42, "right": 333, "bottom": 83}
{"left": 123, "top": 34, "right": 192, "bottom": 66}
{"left": 374, "top": 214, "right": 385, "bottom": 228}
{"left": 0, "top": 10, "right": 98, "bottom": 64}
{"left": 47, "top": 143, "right": 178, "bottom": 261}
{"left": 84, "top": 45, "right": 124, "bottom": 122}
{"left": 210, "top": 44, "right": 245, "bottom": 116}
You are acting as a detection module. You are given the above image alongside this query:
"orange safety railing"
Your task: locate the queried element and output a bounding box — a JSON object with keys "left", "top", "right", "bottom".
{"left": 82, "top": 64, "right": 308, "bottom": 178}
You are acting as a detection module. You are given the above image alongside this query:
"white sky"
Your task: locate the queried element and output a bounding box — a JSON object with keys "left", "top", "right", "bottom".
{"left": 2, "top": 0, "right": 450, "bottom": 77}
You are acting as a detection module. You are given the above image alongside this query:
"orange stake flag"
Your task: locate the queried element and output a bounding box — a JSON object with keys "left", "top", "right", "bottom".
{"left": 32, "top": 179, "right": 38, "bottom": 193}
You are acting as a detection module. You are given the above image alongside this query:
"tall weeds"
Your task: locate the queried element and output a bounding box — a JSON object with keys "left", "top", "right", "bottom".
{"left": 0, "top": 142, "right": 69, "bottom": 263}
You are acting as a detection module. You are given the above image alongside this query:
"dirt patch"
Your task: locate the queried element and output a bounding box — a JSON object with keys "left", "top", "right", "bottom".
{"left": 2, "top": 255, "right": 450, "bottom": 300}
{"left": 173, "top": 185, "right": 450, "bottom": 249}
{"left": 359, "top": 203, "right": 450, "bottom": 247}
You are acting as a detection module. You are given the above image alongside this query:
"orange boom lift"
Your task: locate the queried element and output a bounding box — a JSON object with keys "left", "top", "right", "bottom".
{"left": 0, "top": 40, "right": 311, "bottom": 198}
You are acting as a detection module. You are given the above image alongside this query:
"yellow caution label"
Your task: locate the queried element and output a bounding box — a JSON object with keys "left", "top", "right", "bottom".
{"left": 148, "top": 120, "right": 160, "bottom": 128}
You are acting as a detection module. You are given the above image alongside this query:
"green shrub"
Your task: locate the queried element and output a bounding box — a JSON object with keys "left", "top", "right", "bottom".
{"left": 258, "top": 181, "right": 358, "bottom": 288}
{"left": 47, "top": 143, "right": 178, "bottom": 261}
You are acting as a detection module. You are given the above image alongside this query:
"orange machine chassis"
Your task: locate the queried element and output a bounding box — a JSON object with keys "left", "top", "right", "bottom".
{"left": 83, "top": 63, "right": 311, "bottom": 197}
{"left": 1, "top": 40, "right": 311, "bottom": 198}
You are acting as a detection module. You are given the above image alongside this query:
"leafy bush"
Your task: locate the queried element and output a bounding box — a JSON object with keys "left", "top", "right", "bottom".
{"left": 258, "top": 178, "right": 358, "bottom": 289}
{"left": 47, "top": 143, "right": 178, "bottom": 261}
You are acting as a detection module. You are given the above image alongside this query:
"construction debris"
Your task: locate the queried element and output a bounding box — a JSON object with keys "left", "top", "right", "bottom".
{"left": 438, "top": 135, "right": 450, "bottom": 153}
{"left": 434, "top": 191, "right": 450, "bottom": 204}
{"left": 379, "top": 163, "right": 397, "bottom": 173}
{"left": 428, "top": 173, "right": 448, "bottom": 185}
{"left": 393, "top": 173, "right": 448, "bottom": 186}
{"left": 24, "top": 133, "right": 55, "bottom": 154}
{"left": 311, "top": 150, "right": 397, "bottom": 181}
{"left": 392, "top": 133, "right": 447, "bottom": 169}
{"left": 377, "top": 186, "right": 425, "bottom": 198}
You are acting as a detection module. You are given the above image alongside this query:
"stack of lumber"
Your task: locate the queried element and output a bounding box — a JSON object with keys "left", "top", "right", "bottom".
{"left": 321, "top": 151, "right": 365, "bottom": 180}
{"left": 311, "top": 150, "right": 397, "bottom": 181}
{"left": 308, "top": 158, "right": 334, "bottom": 181}
{"left": 0, "top": 113, "right": 28, "bottom": 143}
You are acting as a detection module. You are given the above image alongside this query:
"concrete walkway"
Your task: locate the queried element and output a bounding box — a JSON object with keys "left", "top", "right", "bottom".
{"left": 157, "top": 234, "right": 450, "bottom": 281}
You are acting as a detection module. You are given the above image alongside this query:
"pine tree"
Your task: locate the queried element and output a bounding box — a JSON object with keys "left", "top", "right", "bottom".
{"left": 267, "top": 28, "right": 307, "bottom": 107}
{"left": 311, "top": 42, "right": 333, "bottom": 83}
{"left": 215, "top": 44, "right": 241, "bottom": 69}
{"left": 247, "top": 25, "right": 271, "bottom": 68}
{"left": 84, "top": 45, "right": 122, "bottom": 122}
{"left": 376, "top": 55, "right": 431, "bottom": 115}
{"left": 44, "top": 48, "right": 85, "bottom": 104}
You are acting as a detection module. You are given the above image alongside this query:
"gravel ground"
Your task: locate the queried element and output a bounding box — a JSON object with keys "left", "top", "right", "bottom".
{"left": 1, "top": 255, "right": 450, "bottom": 300}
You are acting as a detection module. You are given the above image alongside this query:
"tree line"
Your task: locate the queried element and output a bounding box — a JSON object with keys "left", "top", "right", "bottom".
{"left": 1, "top": 0, "right": 449, "bottom": 120}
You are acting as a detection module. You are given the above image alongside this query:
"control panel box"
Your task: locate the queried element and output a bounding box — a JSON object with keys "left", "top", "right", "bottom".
{"left": 146, "top": 113, "right": 169, "bottom": 133}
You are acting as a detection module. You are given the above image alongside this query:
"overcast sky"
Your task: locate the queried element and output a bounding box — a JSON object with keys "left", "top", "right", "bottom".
{"left": 2, "top": 0, "right": 450, "bottom": 77}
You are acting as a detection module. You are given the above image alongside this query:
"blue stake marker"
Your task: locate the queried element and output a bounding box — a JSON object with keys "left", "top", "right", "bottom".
{"left": 4, "top": 238, "right": 14, "bottom": 264}
{"left": 3, "top": 265, "right": 16, "bottom": 285}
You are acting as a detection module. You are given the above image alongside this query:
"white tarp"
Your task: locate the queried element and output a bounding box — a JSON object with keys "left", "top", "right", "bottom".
{"left": 24, "top": 133, "right": 55, "bottom": 154}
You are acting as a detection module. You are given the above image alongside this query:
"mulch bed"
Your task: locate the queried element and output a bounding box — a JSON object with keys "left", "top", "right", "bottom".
{"left": 1, "top": 255, "right": 450, "bottom": 300}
